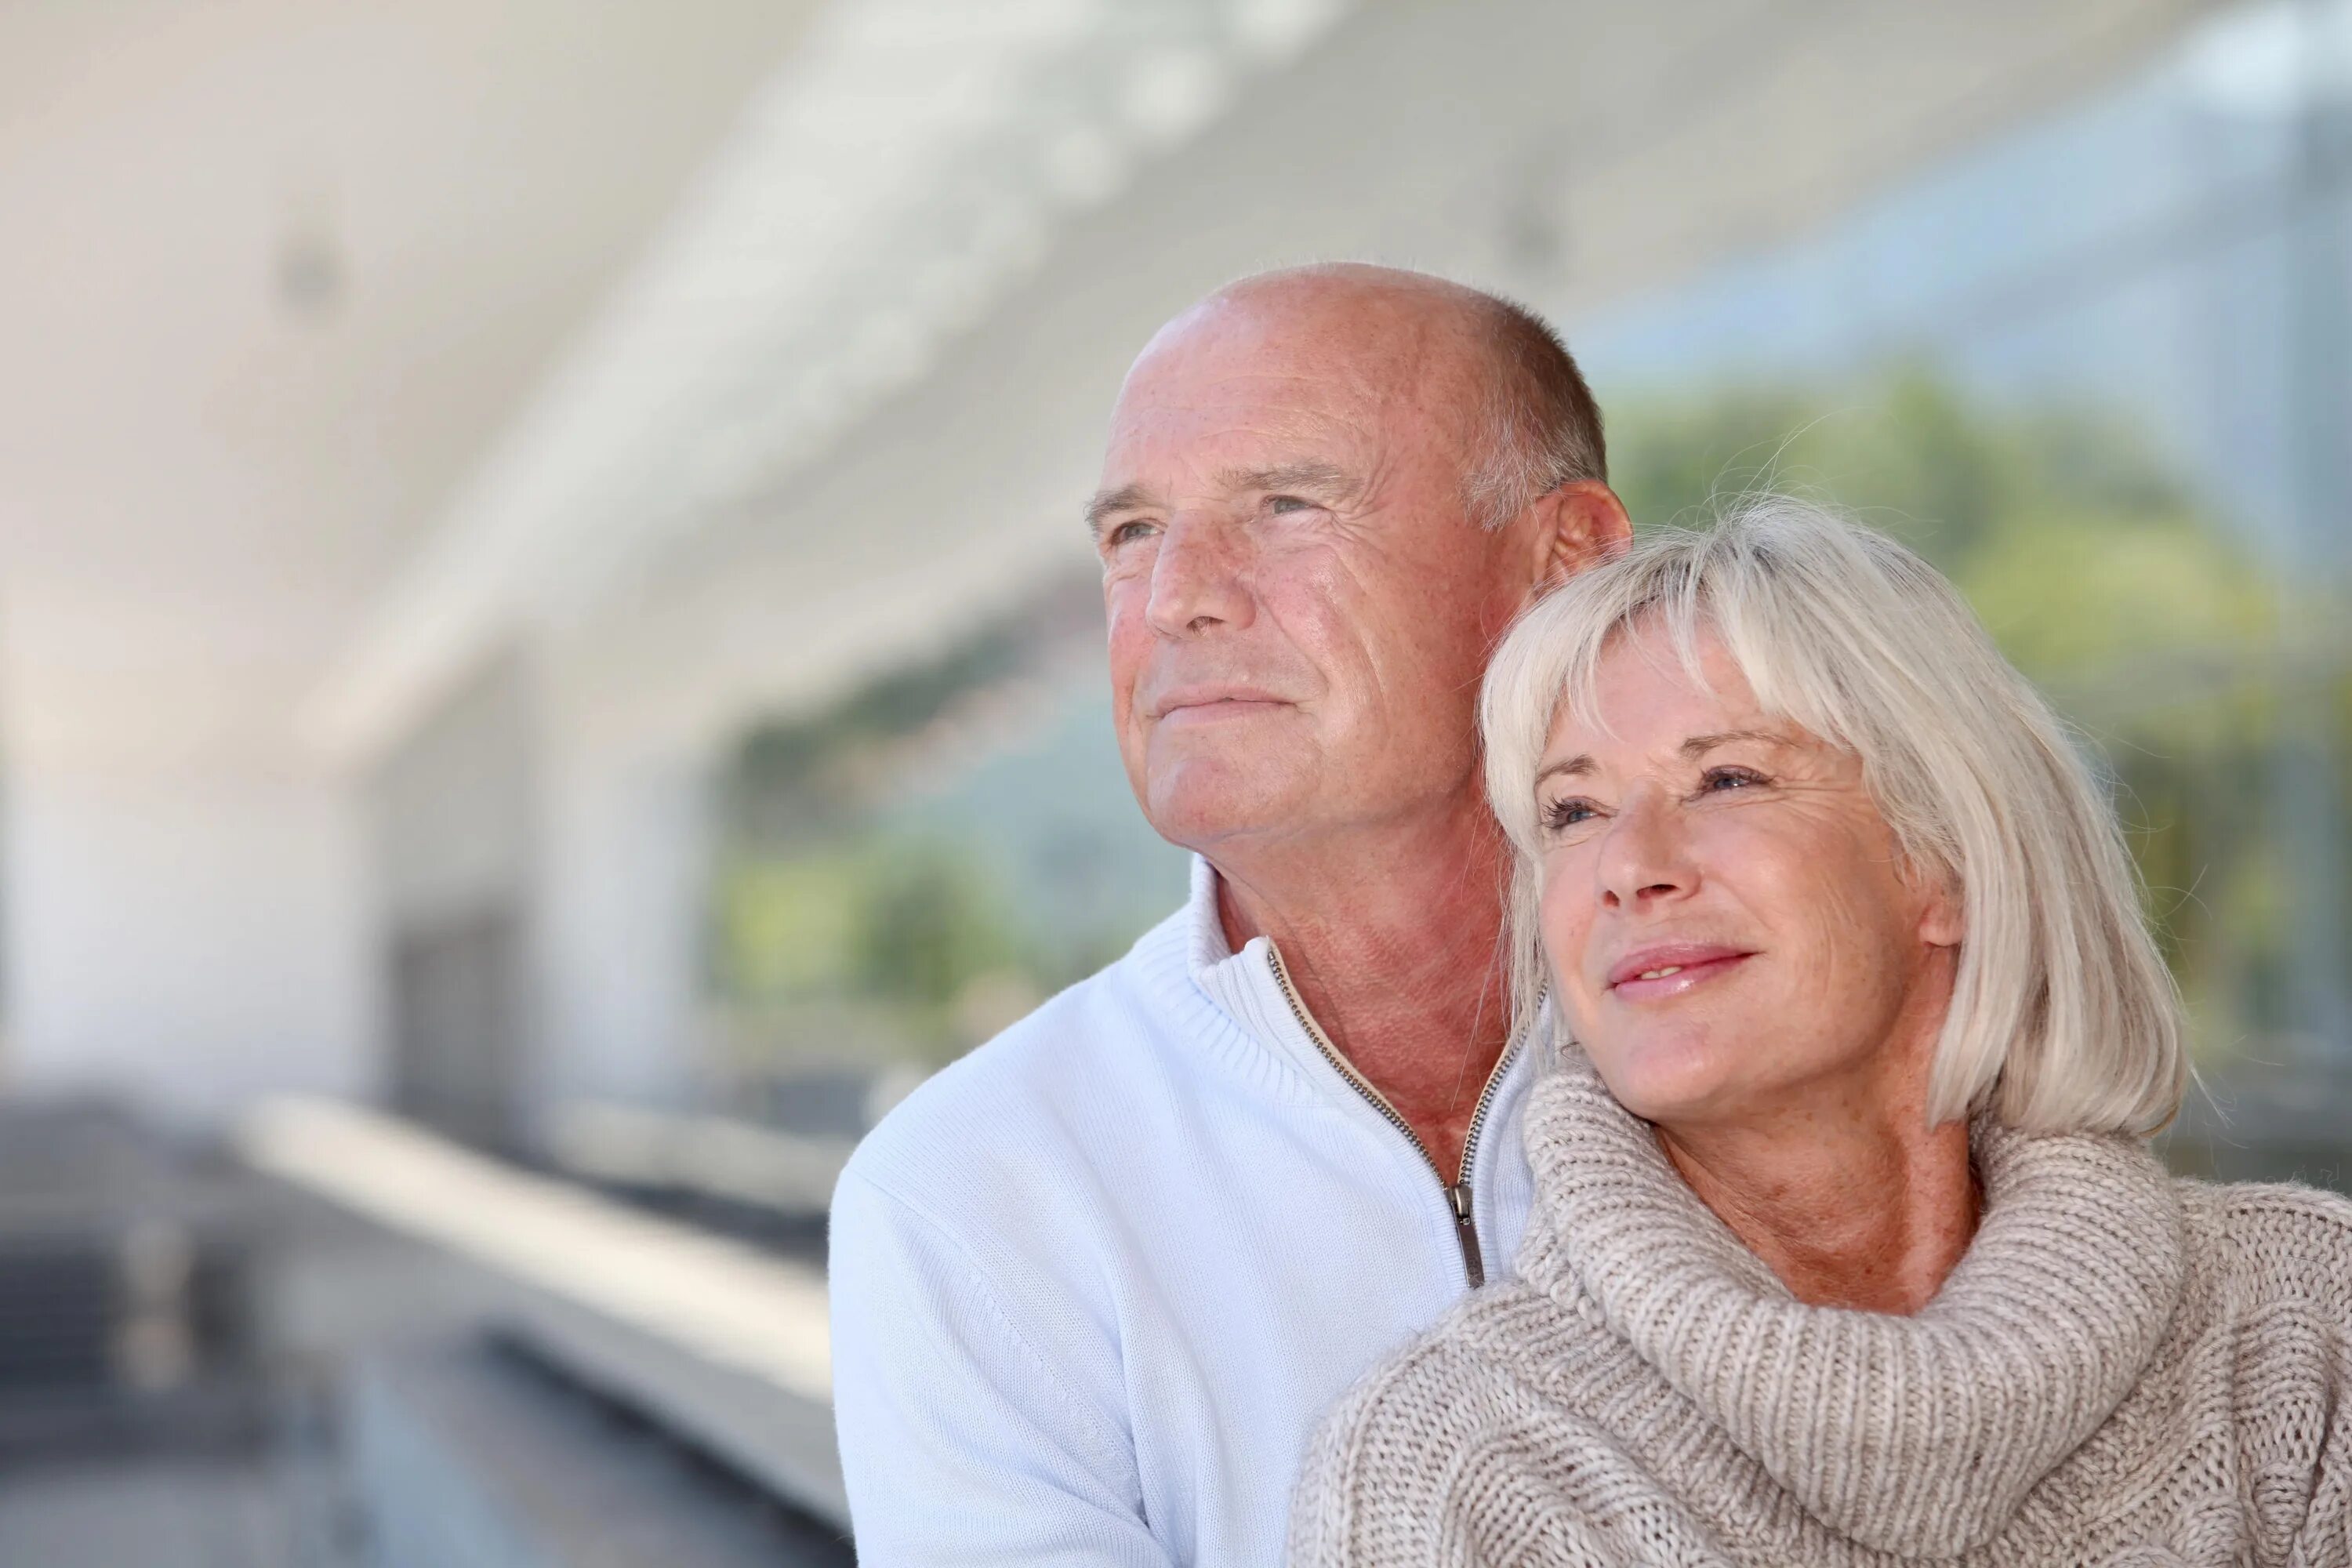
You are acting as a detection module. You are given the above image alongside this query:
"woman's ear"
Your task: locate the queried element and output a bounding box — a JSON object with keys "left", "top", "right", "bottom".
{"left": 1530, "top": 480, "right": 1634, "bottom": 590}
{"left": 1917, "top": 869, "right": 1965, "bottom": 950}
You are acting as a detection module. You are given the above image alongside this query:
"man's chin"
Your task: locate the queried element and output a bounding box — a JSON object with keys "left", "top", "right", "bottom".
{"left": 1140, "top": 773, "right": 1308, "bottom": 854}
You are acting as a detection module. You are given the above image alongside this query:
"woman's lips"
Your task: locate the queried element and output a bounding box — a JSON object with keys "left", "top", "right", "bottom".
{"left": 1606, "top": 948, "right": 1753, "bottom": 1002}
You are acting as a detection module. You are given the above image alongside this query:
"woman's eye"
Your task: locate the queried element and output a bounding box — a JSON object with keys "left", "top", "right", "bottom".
{"left": 1542, "top": 797, "right": 1599, "bottom": 831}
{"left": 1698, "top": 766, "right": 1768, "bottom": 794}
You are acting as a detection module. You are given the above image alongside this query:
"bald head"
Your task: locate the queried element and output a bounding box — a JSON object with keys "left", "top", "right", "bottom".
{"left": 1148, "top": 263, "right": 1607, "bottom": 530}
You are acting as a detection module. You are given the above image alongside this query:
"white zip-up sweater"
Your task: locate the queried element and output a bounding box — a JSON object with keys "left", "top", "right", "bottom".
{"left": 829, "top": 858, "right": 1537, "bottom": 1566}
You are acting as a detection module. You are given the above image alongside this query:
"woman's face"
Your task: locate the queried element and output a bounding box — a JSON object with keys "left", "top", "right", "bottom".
{"left": 1533, "top": 619, "right": 1962, "bottom": 1131}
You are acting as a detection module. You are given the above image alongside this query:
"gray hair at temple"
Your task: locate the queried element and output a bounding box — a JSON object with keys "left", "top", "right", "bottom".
{"left": 1478, "top": 496, "right": 2189, "bottom": 1136}
{"left": 1460, "top": 292, "right": 1607, "bottom": 530}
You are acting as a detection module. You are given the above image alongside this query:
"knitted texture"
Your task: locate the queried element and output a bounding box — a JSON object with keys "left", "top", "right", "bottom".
{"left": 1290, "top": 1048, "right": 2352, "bottom": 1566}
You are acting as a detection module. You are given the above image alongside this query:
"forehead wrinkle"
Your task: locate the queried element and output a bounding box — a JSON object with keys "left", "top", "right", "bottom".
{"left": 1110, "top": 364, "right": 1383, "bottom": 446}
{"left": 1106, "top": 281, "right": 1485, "bottom": 528}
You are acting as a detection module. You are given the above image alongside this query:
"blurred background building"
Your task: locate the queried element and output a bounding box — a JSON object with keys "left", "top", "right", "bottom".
{"left": 1, "top": 0, "right": 2347, "bottom": 1560}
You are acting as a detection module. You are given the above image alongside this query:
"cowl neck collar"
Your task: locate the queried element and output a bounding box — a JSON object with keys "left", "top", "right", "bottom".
{"left": 1514, "top": 1047, "right": 2187, "bottom": 1558}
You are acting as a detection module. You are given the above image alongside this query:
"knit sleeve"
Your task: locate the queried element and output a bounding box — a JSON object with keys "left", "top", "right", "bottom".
{"left": 1288, "top": 1332, "right": 1509, "bottom": 1568}
{"left": 2295, "top": 1385, "right": 2352, "bottom": 1568}
{"left": 2275, "top": 1188, "right": 2352, "bottom": 1564}
{"left": 2208, "top": 1181, "right": 2352, "bottom": 1563}
{"left": 1287, "top": 1319, "right": 1628, "bottom": 1568}
{"left": 1284, "top": 1367, "right": 1369, "bottom": 1567}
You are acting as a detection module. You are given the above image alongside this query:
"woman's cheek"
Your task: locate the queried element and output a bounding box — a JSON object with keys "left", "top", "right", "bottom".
{"left": 1538, "top": 848, "right": 1592, "bottom": 927}
{"left": 1541, "top": 860, "right": 1610, "bottom": 1033}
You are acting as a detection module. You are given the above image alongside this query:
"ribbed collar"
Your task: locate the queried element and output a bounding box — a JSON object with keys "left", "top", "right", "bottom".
{"left": 1515, "top": 1048, "right": 2187, "bottom": 1557}
{"left": 1181, "top": 852, "right": 1237, "bottom": 973}
{"left": 1177, "top": 855, "right": 1356, "bottom": 1094}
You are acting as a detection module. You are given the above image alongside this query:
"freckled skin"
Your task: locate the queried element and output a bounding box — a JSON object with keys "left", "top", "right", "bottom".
{"left": 1532, "top": 621, "right": 1978, "bottom": 1313}
{"left": 1092, "top": 267, "right": 1631, "bottom": 1179}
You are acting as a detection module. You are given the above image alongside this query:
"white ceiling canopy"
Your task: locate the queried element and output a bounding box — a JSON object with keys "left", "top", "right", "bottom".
{"left": 301, "top": 0, "right": 1353, "bottom": 764}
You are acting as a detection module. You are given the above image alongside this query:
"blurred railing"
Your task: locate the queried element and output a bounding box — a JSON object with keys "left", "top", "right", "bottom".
{"left": 238, "top": 1100, "right": 848, "bottom": 1535}
{"left": 540, "top": 1102, "right": 855, "bottom": 1218}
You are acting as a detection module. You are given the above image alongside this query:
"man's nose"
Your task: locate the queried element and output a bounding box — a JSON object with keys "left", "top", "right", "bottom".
{"left": 1145, "top": 514, "right": 1253, "bottom": 637}
{"left": 1596, "top": 790, "right": 1697, "bottom": 911}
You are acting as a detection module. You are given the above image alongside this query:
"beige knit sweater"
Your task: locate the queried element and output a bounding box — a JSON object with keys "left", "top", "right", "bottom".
{"left": 1290, "top": 1048, "right": 2352, "bottom": 1566}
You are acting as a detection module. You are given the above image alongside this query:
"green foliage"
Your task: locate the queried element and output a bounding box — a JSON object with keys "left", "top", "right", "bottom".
{"left": 713, "top": 854, "right": 868, "bottom": 998}
{"left": 726, "top": 625, "right": 1031, "bottom": 844}
{"left": 712, "top": 836, "right": 1033, "bottom": 1064}
{"left": 850, "top": 840, "right": 1022, "bottom": 1010}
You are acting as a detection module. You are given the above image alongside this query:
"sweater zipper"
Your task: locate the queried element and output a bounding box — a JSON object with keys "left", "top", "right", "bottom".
{"left": 1265, "top": 944, "right": 1518, "bottom": 1290}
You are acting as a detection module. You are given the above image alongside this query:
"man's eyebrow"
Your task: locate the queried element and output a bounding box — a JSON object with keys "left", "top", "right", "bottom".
{"left": 1086, "top": 462, "right": 1366, "bottom": 540}
{"left": 1213, "top": 460, "right": 1361, "bottom": 500}
{"left": 1085, "top": 483, "right": 1153, "bottom": 541}
{"left": 1679, "top": 728, "right": 1788, "bottom": 757}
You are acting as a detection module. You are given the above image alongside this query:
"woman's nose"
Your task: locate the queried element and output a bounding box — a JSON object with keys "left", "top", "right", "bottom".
{"left": 1596, "top": 792, "right": 1696, "bottom": 911}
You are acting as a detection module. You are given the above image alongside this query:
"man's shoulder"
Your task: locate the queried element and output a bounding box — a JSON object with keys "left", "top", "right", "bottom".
{"left": 837, "top": 907, "right": 1195, "bottom": 1216}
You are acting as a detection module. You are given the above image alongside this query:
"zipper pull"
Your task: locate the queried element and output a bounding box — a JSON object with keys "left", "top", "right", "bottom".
{"left": 1448, "top": 1181, "right": 1485, "bottom": 1289}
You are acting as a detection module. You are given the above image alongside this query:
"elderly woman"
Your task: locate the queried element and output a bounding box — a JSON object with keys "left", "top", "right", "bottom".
{"left": 1290, "top": 499, "right": 2352, "bottom": 1566}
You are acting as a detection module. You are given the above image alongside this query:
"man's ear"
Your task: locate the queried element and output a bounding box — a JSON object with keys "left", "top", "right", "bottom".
{"left": 1529, "top": 480, "right": 1634, "bottom": 590}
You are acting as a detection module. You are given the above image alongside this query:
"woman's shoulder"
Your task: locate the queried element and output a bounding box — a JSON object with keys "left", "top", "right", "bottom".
{"left": 2177, "top": 1174, "right": 2352, "bottom": 1321}
{"left": 2170, "top": 1177, "right": 2352, "bottom": 1559}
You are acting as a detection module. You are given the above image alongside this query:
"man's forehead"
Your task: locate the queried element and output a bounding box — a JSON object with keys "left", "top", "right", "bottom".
{"left": 1094, "top": 374, "right": 1381, "bottom": 506}
{"left": 1144, "top": 277, "right": 1446, "bottom": 370}
{"left": 1107, "top": 366, "right": 1374, "bottom": 447}
{"left": 1116, "top": 328, "right": 1392, "bottom": 419}
{"left": 1105, "top": 312, "right": 1464, "bottom": 463}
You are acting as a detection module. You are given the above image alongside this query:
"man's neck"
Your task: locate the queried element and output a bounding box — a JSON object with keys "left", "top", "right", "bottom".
{"left": 1208, "top": 800, "right": 1512, "bottom": 1184}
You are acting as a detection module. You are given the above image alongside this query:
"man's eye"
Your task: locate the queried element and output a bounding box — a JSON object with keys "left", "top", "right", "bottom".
{"left": 1105, "top": 519, "right": 1159, "bottom": 548}
{"left": 1265, "top": 494, "right": 1316, "bottom": 515}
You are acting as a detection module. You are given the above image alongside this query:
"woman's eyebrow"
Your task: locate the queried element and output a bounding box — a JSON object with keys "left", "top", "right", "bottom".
{"left": 1679, "top": 728, "right": 1788, "bottom": 758}
{"left": 1534, "top": 754, "right": 1595, "bottom": 786}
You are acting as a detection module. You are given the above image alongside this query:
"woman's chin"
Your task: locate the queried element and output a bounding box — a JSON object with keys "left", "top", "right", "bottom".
{"left": 1584, "top": 1033, "right": 1744, "bottom": 1127}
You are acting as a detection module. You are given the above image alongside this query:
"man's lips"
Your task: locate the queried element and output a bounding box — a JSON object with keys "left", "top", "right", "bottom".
{"left": 1603, "top": 943, "right": 1755, "bottom": 1001}
{"left": 1146, "top": 688, "right": 1290, "bottom": 723}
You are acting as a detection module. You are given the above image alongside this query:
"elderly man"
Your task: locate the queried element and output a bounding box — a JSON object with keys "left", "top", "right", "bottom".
{"left": 828, "top": 264, "right": 1632, "bottom": 1565}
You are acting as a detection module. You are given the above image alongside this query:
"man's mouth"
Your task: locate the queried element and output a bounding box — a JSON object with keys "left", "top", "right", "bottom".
{"left": 1148, "top": 686, "right": 1288, "bottom": 722}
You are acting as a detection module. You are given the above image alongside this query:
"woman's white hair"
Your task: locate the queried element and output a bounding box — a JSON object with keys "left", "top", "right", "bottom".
{"left": 1480, "top": 495, "right": 2187, "bottom": 1136}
